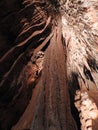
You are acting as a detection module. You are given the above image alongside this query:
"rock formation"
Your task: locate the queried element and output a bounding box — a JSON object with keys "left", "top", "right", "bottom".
{"left": 0, "top": 0, "right": 98, "bottom": 130}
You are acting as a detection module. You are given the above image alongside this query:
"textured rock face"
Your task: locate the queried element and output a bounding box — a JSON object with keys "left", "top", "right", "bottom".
{"left": 0, "top": 0, "right": 98, "bottom": 130}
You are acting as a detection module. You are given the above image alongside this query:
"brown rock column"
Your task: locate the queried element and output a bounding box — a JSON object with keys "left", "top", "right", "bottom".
{"left": 30, "top": 21, "right": 77, "bottom": 130}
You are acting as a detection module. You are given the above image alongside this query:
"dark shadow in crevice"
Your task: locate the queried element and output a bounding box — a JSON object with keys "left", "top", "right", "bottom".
{"left": 41, "top": 40, "right": 50, "bottom": 52}
{"left": 67, "top": 72, "right": 81, "bottom": 130}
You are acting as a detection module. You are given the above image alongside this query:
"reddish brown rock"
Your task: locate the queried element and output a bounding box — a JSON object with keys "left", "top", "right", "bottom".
{"left": 0, "top": 0, "right": 98, "bottom": 130}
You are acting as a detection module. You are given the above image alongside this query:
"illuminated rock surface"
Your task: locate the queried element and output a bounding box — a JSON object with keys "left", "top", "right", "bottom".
{"left": 0, "top": 0, "right": 98, "bottom": 130}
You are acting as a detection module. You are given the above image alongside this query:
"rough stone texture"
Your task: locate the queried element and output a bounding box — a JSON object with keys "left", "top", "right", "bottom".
{"left": 0, "top": 0, "right": 98, "bottom": 130}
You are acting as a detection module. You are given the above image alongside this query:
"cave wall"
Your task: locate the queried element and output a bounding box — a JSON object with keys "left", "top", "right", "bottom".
{"left": 0, "top": 0, "right": 75, "bottom": 130}
{"left": 0, "top": 0, "right": 98, "bottom": 130}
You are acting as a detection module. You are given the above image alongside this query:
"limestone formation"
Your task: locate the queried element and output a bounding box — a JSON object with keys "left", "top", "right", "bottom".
{"left": 0, "top": 0, "right": 98, "bottom": 130}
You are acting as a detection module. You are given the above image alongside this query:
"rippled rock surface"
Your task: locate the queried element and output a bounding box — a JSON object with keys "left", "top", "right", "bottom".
{"left": 0, "top": 0, "right": 98, "bottom": 130}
